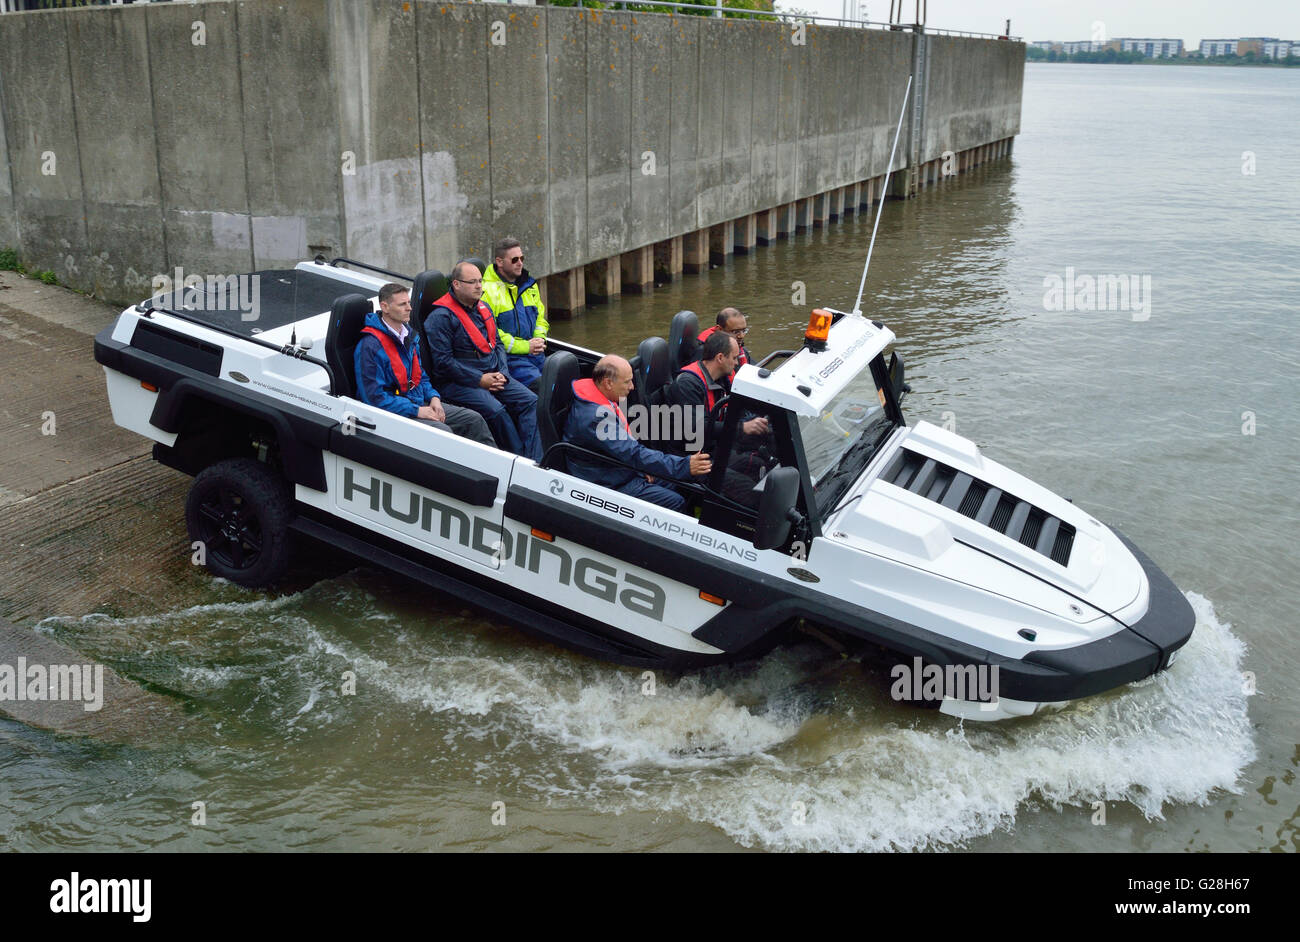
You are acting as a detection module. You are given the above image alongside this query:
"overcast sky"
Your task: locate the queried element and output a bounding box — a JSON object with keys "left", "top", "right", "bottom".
{"left": 787, "top": 0, "right": 1300, "bottom": 45}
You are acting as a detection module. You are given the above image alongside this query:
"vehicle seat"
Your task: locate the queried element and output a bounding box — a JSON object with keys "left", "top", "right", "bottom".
{"left": 409, "top": 269, "right": 448, "bottom": 371}
{"left": 625, "top": 352, "right": 645, "bottom": 411}
{"left": 668, "top": 310, "right": 700, "bottom": 371}
{"left": 325, "top": 293, "right": 375, "bottom": 398}
{"left": 462, "top": 256, "right": 489, "bottom": 278}
{"left": 536, "top": 351, "right": 579, "bottom": 472}
{"left": 635, "top": 336, "right": 671, "bottom": 408}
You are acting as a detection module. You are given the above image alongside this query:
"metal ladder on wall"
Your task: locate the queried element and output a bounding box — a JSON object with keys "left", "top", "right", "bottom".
{"left": 903, "top": 30, "right": 928, "bottom": 197}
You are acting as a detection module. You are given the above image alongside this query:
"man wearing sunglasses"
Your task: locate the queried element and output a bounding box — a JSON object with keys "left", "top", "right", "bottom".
{"left": 424, "top": 261, "right": 542, "bottom": 460}
{"left": 481, "top": 237, "right": 548, "bottom": 391}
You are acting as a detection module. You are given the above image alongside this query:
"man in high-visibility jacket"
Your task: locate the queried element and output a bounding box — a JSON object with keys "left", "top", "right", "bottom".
{"left": 424, "top": 262, "right": 541, "bottom": 460}
{"left": 352, "top": 282, "right": 494, "bottom": 446}
{"left": 481, "top": 237, "right": 548, "bottom": 390}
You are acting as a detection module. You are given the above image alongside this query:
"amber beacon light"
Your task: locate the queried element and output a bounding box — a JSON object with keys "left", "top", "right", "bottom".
{"left": 804, "top": 309, "right": 832, "bottom": 352}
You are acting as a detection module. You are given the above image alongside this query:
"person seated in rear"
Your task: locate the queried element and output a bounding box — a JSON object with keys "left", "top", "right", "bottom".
{"left": 563, "top": 355, "right": 711, "bottom": 513}
{"left": 481, "top": 237, "right": 548, "bottom": 391}
{"left": 695, "top": 306, "right": 751, "bottom": 379}
{"left": 425, "top": 262, "right": 542, "bottom": 460}
{"left": 353, "top": 282, "right": 495, "bottom": 446}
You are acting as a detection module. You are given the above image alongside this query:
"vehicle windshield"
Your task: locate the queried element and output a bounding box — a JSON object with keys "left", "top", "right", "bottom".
{"left": 797, "top": 360, "right": 895, "bottom": 513}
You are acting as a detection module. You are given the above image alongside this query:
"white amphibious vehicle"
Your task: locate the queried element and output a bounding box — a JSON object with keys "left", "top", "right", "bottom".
{"left": 95, "top": 259, "right": 1194, "bottom": 721}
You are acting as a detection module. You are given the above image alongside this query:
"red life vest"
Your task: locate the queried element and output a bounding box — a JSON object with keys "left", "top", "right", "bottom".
{"left": 572, "top": 378, "right": 629, "bottom": 435}
{"left": 361, "top": 325, "right": 422, "bottom": 394}
{"left": 679, "top": 360, "right": 717, "bottom": 412}
{"left": 697, "top": 325, "right": 749, "bottom": 372}
{"left": 435, "top": 291, "right": 497, "bottom": 354}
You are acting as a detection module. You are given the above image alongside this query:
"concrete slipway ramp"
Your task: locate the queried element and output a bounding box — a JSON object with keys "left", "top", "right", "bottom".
{"left": 0, "top": 615, "right": 185, "bottom": 742}
{"left": 0, "top": 270, "right": 195, "bottom": 742}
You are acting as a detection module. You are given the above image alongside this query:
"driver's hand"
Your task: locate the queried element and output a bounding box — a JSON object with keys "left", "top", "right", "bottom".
{"left": 743, "top": 416, "right": 770, "bottom": 436}
{"left": 689, "top": 452, "right": 712, "bottom": 477}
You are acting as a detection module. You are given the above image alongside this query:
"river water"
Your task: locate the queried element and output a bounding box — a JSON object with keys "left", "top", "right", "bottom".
{"left": 5, "top": 63, "right": 1297, "bottom": 852}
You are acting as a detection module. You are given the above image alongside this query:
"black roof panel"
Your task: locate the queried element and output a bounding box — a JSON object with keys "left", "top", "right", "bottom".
{"left": 143, "top": 269, "right": 369, "bottom": 336}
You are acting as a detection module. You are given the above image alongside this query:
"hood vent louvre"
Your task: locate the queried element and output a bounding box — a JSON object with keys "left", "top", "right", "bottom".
{"left": 880, "top": 449, "right": 1076, "bottom": 566}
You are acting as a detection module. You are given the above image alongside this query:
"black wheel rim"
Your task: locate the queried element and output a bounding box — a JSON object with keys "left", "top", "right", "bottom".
{"left": 196, "top": 486, "right": 264, "bottom": 570}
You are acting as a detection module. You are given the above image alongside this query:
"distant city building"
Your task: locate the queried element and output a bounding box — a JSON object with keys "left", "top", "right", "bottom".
{"left": 1034, "top": 35, "right": 1295, "bottom": 61}
{"left": 1061, "top": 40, "right": 1108, "bottom": 55}
{"left": 1200, "top": 39, "right": 1238, "bottom": 56}
{"left": 1118, "top": 38, "right": 1184, "bottom": 58}
{"left": 1234, "top": 38, "right": 1275, "bottom": 57}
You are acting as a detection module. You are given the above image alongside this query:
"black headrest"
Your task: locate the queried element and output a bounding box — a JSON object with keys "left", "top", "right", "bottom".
{"left": 536, "top": 351, "right": 580, "bottom": 471}
{"left": 409, "top": 270, "right": 447, "bottom": 378}
{"left": 325, "top": 293, "right": 375, "bottom": 398}
{"left": 668, "top": 310, "right": 700, "bottom": 371}
{"left": 410, "top": 270, "right": 448, "bottom": 325}
{"left": 625, "top": 353, "right": 644, "bottom": 410}
{"left": 635, "top": 336, "right": 670, "bottom": 406}
{"left": 457, "top": 257, "right": 489, "bottom": 280}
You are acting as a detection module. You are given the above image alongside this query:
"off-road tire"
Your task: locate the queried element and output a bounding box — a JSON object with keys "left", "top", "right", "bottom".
{"left": 185, "top": 458, "right": 294, "bottom": 587}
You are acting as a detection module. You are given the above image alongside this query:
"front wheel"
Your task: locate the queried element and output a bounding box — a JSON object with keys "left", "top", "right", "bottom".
{"left": 185, "top": 458, "right": 294, "bottom": 587}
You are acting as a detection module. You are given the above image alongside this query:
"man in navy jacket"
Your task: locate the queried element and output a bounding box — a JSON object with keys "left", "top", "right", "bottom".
{"left": 425, "top": 262, "right": 541, "bottom": 460}
{"left": 353, "top": 283, "right": 494, "bottom": 446}
{"left": 563, "top": 355, "right": 711, "bottom": 512}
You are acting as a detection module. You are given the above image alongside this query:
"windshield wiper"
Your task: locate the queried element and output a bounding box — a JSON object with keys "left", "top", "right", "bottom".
{"left": 817, "top": 420, "right": 894, "bottom": 512}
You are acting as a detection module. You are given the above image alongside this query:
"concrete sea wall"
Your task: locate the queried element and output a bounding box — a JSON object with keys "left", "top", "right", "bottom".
{"left": 0, "top": 1, "right": 1024, "bottom": 310}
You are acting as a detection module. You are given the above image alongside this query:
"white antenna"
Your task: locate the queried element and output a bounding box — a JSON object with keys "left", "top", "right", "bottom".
{"left": 851, "top": 74, "right": 912, "bottom": 317}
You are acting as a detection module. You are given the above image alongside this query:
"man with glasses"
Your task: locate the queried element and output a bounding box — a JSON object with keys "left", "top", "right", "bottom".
{"left": 481, "top": 237, "right": 548, "bottom": 391}
{"left": 696, "top": 307, "right": 752, "bottom": 379}
{"left": 424, "top": 261, "right": 542, "bottom": 460}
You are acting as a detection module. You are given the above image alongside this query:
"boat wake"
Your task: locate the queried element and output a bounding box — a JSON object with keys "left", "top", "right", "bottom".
{"left": 293, "top": 580, "right": 1254, "bottom": 851}
{"left": 34, "top": 576, "right": 1253, "bottom": 852}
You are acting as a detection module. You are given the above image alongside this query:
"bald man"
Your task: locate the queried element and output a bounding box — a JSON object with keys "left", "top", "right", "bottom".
{"left": 563, "top": 355, "right": 711, "bottom": 512}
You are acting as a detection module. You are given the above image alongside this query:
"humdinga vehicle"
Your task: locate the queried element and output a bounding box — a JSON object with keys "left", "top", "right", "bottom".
{"left": 94, "top": 257, "right": 1194, "bottom": 721}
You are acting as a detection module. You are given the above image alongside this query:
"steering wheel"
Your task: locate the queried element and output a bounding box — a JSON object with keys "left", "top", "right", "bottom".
{"left": 699, "top": 394, "right": 731, "bottom": 454}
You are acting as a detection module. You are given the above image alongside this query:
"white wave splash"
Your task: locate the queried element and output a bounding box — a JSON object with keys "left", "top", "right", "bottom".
{"left": 39, "top": 579, "right": 1252, "bottom": 852}
{"left": 310, "top": 590, "right": 1252, "bottom": 852}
